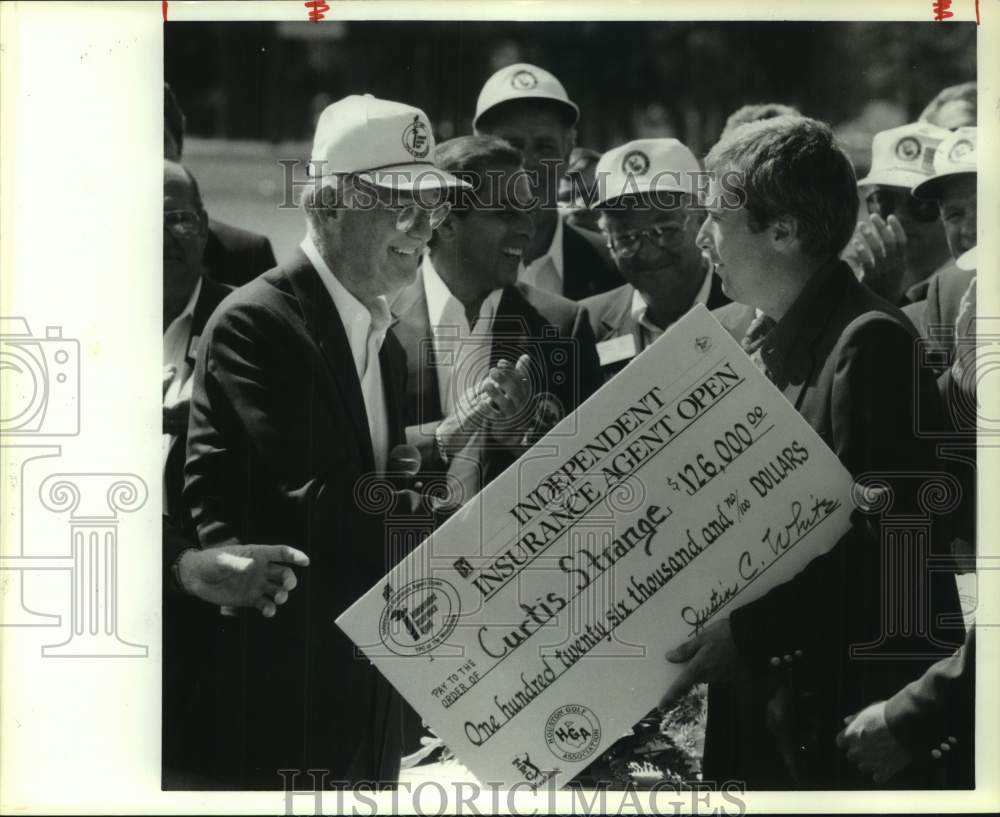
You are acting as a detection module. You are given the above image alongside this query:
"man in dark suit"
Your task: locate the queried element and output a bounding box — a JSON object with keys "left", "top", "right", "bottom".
{"left": 579, "top": 138, "right": 729, "bottom": 380}
{"left": 165, "top": 82, "right": 277, "bottom": 287}
{"left": 391, "top": 135, "right": 603, "bottom": 484}
{"left": 659, "top": 116, "right": 964, "bottom": 789}
{"left": 473, "top": 63, "right": 621, "bottom": 301}
{"left": 183, "top": 95, "right": 468, "bottom": 789}
{"left": 836, "top": 626, "right": 974, "bottom": 787}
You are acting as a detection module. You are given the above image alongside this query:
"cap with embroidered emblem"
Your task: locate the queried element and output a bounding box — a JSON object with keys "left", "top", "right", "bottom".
{"left": 590, "top": 138, "right": 701, "bottom": 209}
{"left": 309, "top": 94, "right": 468, "bottom": 191}
{"left": 912, "top": 126, "right": 977, "bottom": 200}
{"left": 473, "top": 63, "right": 579, "bottom": 130}
{"left": 856, "top": 121, "right": 951, "bottom": 189}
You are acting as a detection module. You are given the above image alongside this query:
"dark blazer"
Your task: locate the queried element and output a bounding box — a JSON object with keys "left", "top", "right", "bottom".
{"left": 581, "top": 273, "right": 729, "bottom": 380}
{"left": 163, "top": 275, "right": 232, "bottom": 541}
{"left": 902, "top": 261, "right": 977, "bottom": 546}
{"left": 704, "top": 261, "right": 964, "bottom": 789}
{"left": 562, "top": 217, "right": 623, "bottom": 301}
{"left": 161, "top": 275, "right": 233, "bottom": 787}
{"left": 390, "top": 265, "right": 603, "bottom": 479}
{"left": 203, "top": 218, "right": 277, "bottom": 288}
{"left": 183, "top": 249, "right": 408, "bottom": 788}
{"left": 884, "top": 627, "right": 975, "bottom": 787}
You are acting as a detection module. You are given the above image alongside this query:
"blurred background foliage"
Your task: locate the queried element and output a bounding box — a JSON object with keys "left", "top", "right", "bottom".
{"left": 165, "top": 20, "right": 975, "bottom": 262}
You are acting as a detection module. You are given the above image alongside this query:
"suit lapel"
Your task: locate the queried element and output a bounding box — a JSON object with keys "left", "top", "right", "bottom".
{"left": 185, "top": 276, "right": 232, "bottom": 368}
{"left": 285, "top": 249, "right": 375, "bottom": 471}
{"left": 492, "top": 285, "right": 536, "bottom": 364}
{"left": 600, "top": 285, "right": 637, "bottom": 340}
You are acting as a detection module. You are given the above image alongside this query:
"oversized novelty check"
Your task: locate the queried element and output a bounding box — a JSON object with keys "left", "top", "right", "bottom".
{"left": 337, "top": 304, "right": 855, "bottom": 790}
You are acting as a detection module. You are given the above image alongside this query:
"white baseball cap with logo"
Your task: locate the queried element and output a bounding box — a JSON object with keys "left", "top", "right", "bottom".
{"left": 590, "top": 139, "right": 700, "bottom": 209}
{"left": 309, "top": 94, "right": 467, "bottom": 192}
{"left": 473, "top": 63, "right": 580, "bottom": 130}
{"left": 856, "top": 121, "right": 951, "bottom": 189}
{"left": 912, "top": 126, "right": 977, "bottom": 200}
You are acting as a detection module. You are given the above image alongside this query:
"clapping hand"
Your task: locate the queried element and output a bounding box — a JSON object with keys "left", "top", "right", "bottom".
{"left": 842, "top": 214, "right": 907, "bottom": 304}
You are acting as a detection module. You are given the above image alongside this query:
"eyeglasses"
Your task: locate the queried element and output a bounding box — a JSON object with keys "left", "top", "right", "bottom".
{"left": 164, "top": 209, "right": 202, "bottom": 238}
{"left": 865, "top": 190, "right": 938, "bottom": 223}
{"left": 380, "top": 199, "right": 452, "bottom": 234}
{"left": 606, "top": 217, "right": 690, "bottom": 258}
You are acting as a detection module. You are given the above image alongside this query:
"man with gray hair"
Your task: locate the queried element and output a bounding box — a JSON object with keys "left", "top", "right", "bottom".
{"left": 184, "top": 95, "right": 469, "bottom": 788}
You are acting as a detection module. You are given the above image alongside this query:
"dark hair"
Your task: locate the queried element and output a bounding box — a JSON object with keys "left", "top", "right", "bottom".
{"left": 919, "top": 81, "right": 976, "bottom": 128}
{"left": 705, "top": 115, "right": 858, "bottom": 258}
{"left": 435, "top": 135, "right": 524, "bottom": 210}
{"left": 164, "top": 82, "right": 186, "bottom": 158}
{"left": 721, "top": 103, "right": 801, "bottom": 139}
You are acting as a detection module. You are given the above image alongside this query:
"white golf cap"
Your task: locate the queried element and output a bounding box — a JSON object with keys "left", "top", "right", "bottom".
{"left": 473, "top": 63, "right": 579, "bottom": 130}
{"left": 309, "top": 94, "right": 467, "bottom": 191}
{"left": 856, "top": 121, "right": 950, "bottom": 189}
{"left": 912, "top": 126, "right": 977, "bottom": 200}
{"left": 590, "top": 139, "right": 701, "bottom": 209}
{"left": 956, "top": 246, "right": 977, "bottom": 271}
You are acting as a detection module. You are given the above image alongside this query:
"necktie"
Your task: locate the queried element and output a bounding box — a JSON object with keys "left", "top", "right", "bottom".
{"left": 741, "top": 313, "right": 777, "bottom": 381}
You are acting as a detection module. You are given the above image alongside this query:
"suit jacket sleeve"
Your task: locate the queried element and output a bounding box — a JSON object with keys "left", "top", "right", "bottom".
{"left": 729, "top": 316, "right": 948, "bottom": 670}
{"left": 184, "top": 301, "right": 351, "bottom": 551}
{"left": 884, "top": 627, "right": 975, "bottom": 754}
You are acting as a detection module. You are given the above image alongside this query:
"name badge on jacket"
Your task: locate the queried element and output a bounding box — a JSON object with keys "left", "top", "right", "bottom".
{"left": 596, "top": 334, "right": 637, "bottom": 380}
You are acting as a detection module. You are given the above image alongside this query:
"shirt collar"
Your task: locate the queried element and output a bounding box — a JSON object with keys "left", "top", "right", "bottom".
{"left": 521, "top": 214, "right": 564, "bottom": 282}
{"left": 164, "top": 276, "right": 203, "bottom": 338}
{"left": 300, "top": 236, "right": 390, "bottom": 376}
{"left": 423, "top": 252, "right": 502, "bottom": 333}
{"left": 629, "top": 268, "right": 714, "bottom": 330}
{"left": 758, "top": 257, "right": 842, "bottom": 380}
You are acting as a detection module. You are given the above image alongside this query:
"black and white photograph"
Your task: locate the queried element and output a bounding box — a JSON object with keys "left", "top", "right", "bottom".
{"left": 1, "top": 2, "right": 997, "bottom": 815}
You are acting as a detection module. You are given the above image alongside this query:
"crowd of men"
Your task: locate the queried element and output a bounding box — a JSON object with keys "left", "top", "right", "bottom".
{"left": 161, "top": 68, "right": 978, "bottom": 791}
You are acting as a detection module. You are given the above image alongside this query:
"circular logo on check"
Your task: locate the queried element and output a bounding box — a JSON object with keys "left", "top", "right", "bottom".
{"left": 379, "top": 578, "right": 460, "bottom": 656}
{"left": 544, "top": 704, "right": 602, "bottom": 762}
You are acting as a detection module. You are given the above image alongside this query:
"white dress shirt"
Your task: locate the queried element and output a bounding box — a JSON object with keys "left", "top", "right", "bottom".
{"left": 422, "top": 253, "right": 503, "bottom": 416}
{"left": 301, "top": 237, "right": 391, "bottom": 473}
{"left": 162, "top": 277, "right": 203, "bottom": 503}
{"left": 630, "top": 268, "right": 714, "bottom": 350}
{"left": 519, "top": 214, "right": 564, "bottom": 296}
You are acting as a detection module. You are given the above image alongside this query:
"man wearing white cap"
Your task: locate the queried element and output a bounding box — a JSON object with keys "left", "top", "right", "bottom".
{"left": 473, "top": 62, "right": 621, "bottom": 301}
{"left": 905, "top": 127, "right": 978, "bottom": 389}
{"left": 842, "top": 121, "right": 953, "bottom": 304}
{"left": 184, "top": 95, "right": 467, "bottom": 788}
{"left": 580, "top": 138, "right": 728, "bottom": 380}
